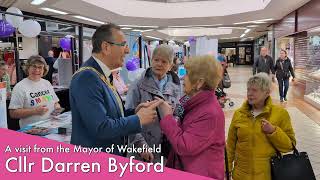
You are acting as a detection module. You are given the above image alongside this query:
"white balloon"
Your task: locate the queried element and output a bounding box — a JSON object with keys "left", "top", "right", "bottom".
{"left": 184, "top": 41, "right": 190, "bottom": 47}
{"left": 19, "top": 20, "right": 41, "bottom": 38}
{"left": 127, "top": 68, "right": 145, "bottom": 82}
{"left": 5, "top": 7, "right": 23, "bottom": 28}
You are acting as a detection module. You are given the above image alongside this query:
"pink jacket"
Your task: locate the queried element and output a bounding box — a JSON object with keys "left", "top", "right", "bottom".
{"left": 160, "top": 91, "right": 225, "bottom": 179}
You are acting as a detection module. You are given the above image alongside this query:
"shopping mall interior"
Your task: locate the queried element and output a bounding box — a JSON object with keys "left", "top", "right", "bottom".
{"left": 0, "top": 0, "right": 320, "bottom": 179}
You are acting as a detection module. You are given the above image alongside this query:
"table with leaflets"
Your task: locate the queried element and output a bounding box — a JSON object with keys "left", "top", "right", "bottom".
{"left": 19, "top": 112, "right": 72, "bottom": 144}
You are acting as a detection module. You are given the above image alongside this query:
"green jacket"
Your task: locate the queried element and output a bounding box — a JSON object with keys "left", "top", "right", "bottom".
{"left": 227, "top": 97, "right": 296, "bottom": 180}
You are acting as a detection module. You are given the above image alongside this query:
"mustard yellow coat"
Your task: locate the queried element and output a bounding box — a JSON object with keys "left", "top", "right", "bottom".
{"left": 227, "top": 97, "right": 296, "bottom": 180}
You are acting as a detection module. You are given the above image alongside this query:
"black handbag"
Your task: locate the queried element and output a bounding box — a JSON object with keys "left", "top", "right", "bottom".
{"left": 270, "top": 143, "right": 316, "bottom": 180}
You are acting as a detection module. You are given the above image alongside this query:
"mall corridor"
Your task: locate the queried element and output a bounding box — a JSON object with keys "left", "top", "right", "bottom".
{"left": 223, "top": 65, "right": 320, "bottom": 179}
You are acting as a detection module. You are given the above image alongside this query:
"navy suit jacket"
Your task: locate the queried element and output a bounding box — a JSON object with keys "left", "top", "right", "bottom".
{"left": 70, "top": 57, "right": 141, "bottom": 156}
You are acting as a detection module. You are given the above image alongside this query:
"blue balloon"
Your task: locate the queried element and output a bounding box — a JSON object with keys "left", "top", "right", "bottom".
{"left": 0, "top": 20, "right": 15, "bottom": 37}
{"left": 126, "top": 57, "right": 140, "bottom": 71}
{"left": 59, "top": 37, "right": 71, "bottom": 51}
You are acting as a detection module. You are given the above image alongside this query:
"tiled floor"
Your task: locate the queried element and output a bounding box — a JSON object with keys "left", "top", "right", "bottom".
{"left": 223, "top": 66, "right": 320, "bottom": 179}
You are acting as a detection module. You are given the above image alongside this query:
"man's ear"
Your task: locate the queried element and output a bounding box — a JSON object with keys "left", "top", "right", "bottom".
{"left": 102, "top": 41, "right": 111, "bottom": 55}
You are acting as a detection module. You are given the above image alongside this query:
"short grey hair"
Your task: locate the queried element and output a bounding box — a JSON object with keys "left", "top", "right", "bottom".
{"left": 152, "top": 44, "right": 174, "bottom": 64}
{"left": 247, "top": 73, "right": 272, "bottom": 92}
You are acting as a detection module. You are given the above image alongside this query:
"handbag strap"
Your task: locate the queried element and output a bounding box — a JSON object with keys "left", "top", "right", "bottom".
{"left": 225, "top": 147, "right": 230, "bottom": 180}
{"left": 270, "top": 142, "right": 299, "bottom": 157}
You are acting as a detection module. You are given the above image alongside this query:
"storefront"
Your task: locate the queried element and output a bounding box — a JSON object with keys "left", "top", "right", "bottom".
{"left": 218, "top": 41, "right": 254, "bottom": 65}
{"left": 273, "top": 0, "right": 320, "bottom": 109}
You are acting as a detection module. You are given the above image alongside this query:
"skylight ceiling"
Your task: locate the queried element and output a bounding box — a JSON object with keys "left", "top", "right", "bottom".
{"left": 83, "top": 0, "right": 272, "bottom": 18}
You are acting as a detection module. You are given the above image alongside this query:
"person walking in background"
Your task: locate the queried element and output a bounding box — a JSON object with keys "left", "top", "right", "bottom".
{"left": 44, "top": 50, "right": 55, "bottom": 83}
{"left": 227, "top": 73, "right": 296, "bottom": 180}
{"left": 157, "top": 55, "right": 225, "bottom": 179}
{"left": 274, "top": 49, "right": 295, "bottom": 102}
{"left": 253, "top": 47, "right": 275, "bottom": 78}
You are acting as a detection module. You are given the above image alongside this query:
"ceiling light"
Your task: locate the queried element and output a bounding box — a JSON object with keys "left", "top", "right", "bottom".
{"left": 40, "top": 8, "right": 68, "bottom": 15}
{"left": 131, "top": 29, "right": 143, "bottom": 32}
{"left": 141, "top": 29, "right": 154, "bottom": 32}
{"left": 220, "top": 37, "right": 239, "bottom": 39}
{"left": 119, "top": 25, "right": 159, "bottom": 28}
{"left": 31, "top": 0, "right": 46, "bottom": 5}
{"left": 73, "top": 16, "right": 104, "bottom": 24}
{"left": 253, "top": 21, "right": 267, "bottom": 24}
{"left": 218, "top": 27, "right": 247, "bottom": 30}
{"left": 121, "top": 27, "right": 132, "bottom": 30}
{"left": 234, "top": 18, "right": 274, "bottom": 25}
{"left": 158, "top": 28, "right": 232, "bottom": 36}
{"left": 309, "top": 26, "right": 320, "bottom": 32}
{"left": 168, "top": 24, "right": 223, "bottom": 28}
{"left": 240, "top": 34, "right": 246, "bottom": 38}
{"left": 247, "top": 25, "right": 259, "bottom": 28}
{"left": 145, "top": 36, "right": 162, "bottom": 40}
{"left": 245, "top": 29, "right": 251, "bottom": 33}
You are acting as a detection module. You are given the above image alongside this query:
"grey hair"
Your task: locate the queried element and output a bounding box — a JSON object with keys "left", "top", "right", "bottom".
{"left": 152, "top": 44, "right": 174, "bottom": 64}
{"left": 247, "top": 73, "right": 272, "bottom": 92}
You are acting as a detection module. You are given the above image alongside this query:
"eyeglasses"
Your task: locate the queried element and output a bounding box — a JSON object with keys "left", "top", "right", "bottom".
{"left": 30, "top": 64, "right": 44, "bottom": 70}
{"left": 106, "top": 41, "right": 128, "bottom": 47}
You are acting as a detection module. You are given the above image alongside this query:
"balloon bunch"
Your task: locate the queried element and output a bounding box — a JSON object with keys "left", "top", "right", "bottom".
{"left": 1, "top": 7, "right": 42, "bottom": 38}
{"left": 126, "top": 56, "right": 140, "bottom": 71}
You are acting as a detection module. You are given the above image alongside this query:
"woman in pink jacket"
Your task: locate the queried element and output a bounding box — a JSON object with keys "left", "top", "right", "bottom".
{"left": 158, "top": 55, "right": 225, "bottom": 179}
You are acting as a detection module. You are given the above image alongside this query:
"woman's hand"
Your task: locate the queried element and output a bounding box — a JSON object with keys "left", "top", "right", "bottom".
{"left": 51, "top": 103, "right": 64, "bottom": 116}
{"left": 155, "top": 97, "right": 173, "bottom": 117}
{"left": 135, "top": 100, "right": 159, "bottom": 113}
{"left": 261, "top": 119, "right": 276, "bottom": 134}
{"left": 35, "top": 105, "right": 49, "bottom": 115}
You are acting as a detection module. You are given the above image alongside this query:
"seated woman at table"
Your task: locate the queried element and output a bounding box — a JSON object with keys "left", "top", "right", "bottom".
{"left": 9, "top": 55, "right": 62, "bottom": 128}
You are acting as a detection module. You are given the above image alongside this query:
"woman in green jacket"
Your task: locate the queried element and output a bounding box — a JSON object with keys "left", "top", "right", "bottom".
{"left": 227, "top": 72, "right": 296, "bottom": 180}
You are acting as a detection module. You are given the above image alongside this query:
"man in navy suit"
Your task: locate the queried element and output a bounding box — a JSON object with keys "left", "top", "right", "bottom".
{"left": 70, "top": 24, "right": 161, "bottom": 156}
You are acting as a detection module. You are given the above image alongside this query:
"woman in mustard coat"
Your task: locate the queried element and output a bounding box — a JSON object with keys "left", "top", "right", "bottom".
{"left": 227, "top": 73, "right": 296, "bottom": 180}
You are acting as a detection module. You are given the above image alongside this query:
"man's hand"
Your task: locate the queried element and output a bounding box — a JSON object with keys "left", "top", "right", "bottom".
{"left": 140, "top": 151, "right": 154, "bottom": 162}
{"left": 261, "top": 119, "right": 276, "bottom": 134}
{"left": 135, "top": 100, "right": 160, "bottom": 113}
{"left": 137, "top": 99, "right": 163, "bottom": 125}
